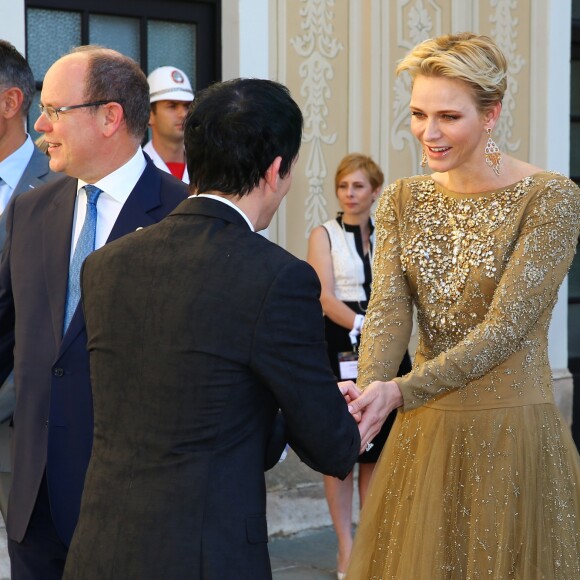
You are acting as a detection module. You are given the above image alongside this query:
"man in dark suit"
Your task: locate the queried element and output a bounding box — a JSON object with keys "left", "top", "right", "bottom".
{"left": 0, "top": 39, "right": 60, "bottom": 522}
{"left": 63, "top": 78, "right": 361, "bottom": 579}
{"left": 0, "top": 46, "right": 187, "bottom": 579}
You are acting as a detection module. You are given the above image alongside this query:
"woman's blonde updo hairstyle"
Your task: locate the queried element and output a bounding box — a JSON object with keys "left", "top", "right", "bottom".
{"left": 396, "top": 32, "right": 507, "bottom": 112}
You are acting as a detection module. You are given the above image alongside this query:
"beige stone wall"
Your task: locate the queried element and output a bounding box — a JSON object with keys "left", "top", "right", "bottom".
{"left": 274, "top": 1, "right": 349, "bottom": 259}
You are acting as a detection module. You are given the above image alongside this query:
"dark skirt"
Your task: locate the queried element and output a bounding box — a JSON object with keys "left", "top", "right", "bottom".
{"left": 324, "top": 302, "right": 412, "bottom": 464}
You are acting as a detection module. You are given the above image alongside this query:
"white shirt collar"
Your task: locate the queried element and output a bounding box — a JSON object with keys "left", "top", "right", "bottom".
{"left": 0, "top": 135, "right": 35, "bottom": 189}
{"left": 70, "top": 148, "right": 148, "bottom": 254}
{"left": 77, "top": 147, "right": 147, "bottom": 202}
{"left": 193, "top": 193, "right": 255, "bottom": 232}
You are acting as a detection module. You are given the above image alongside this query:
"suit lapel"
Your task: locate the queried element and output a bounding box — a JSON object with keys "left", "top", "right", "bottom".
{"left": 13, "top": 147, "right": 52, "bottom": 198}
{"left": 174, "top": 196, "right": 252, "bottom": 230}
{"left": 42, "top": 176, "right": 77, "bottom": 346}
{"left": 60, "top": 160, "right": 163, "bottom": 351}
{"left": 106, "top": 161, "right": 163, "bottom": 243}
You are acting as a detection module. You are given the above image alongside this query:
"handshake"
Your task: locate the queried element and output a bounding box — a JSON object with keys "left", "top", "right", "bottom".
{"left": 338, "top": 380, "right": 403, "bottom": 455}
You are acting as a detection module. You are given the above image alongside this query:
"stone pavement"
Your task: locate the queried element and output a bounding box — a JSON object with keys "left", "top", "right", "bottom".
{"left": 0, "top": 521, "right": 341, "bottom": 580}
{"left": 270, "top": 525, "right": 340, "bottom": 580}
{"left": 0, "top": 521, "right": 9, "bottom": 580}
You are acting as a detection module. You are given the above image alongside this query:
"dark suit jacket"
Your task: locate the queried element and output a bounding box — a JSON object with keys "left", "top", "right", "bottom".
{"left": 0, "top": 144, "right": 59, "bottom": 520}
{"left": 0, "top": 144, "right": 59, "bottom": 250}
{"left": 0, "top": 156, "right": 187, "bottom": 546}
{"left": 64, "top": 197, "right": 360, "bottom": 580}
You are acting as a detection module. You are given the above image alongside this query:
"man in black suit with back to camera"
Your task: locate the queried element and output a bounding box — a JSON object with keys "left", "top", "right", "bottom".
{"left": 64, "top": 78, "right": 361, "bottom": 579}
{"left": 0, "top": 45, "right": 187, "bottom": 579}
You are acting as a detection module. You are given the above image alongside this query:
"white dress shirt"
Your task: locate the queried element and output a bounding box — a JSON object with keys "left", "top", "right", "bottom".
{"left": 193, "top": 193, "right": 255, "bottom": 231}
{"left": 0, "top": 135, "right": 35, "bottom": 213}
{"left": 69, "top": 148, "right": 147, "bottom": 260}
{"left": 143, "top": 140, "right": 190, "bottom": 184}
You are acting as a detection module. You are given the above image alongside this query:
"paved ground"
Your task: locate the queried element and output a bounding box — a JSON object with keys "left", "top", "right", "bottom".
{"left": 0, "top": 522, "right": 8, "bottom": 580}
{"left": 270, "top": 525, "right": 340, "bottom": 580}
{"left": 0, "top": 523, "right": 340, "bottom": 579}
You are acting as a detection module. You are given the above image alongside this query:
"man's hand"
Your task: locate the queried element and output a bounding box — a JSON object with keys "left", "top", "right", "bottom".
{"left": 337, "top": 381, "right": 362, "bottom": 423}
{"left": 347, "top": 380, "right": 403, "bottom": 454}
{"left": 338, "top": 380, "right": 360, "bottom": 403}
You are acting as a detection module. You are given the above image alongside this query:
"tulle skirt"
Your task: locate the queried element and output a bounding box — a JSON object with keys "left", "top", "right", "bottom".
{"left": 347, "top": 403, "right": 580, "bottom": 579}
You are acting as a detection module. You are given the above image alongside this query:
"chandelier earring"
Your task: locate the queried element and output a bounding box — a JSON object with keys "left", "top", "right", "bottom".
{"left": 484, "top": 127, "right": 502, "bottom": 175}
{"left": 420, "top": 149, "right": 427, "bottom": 168}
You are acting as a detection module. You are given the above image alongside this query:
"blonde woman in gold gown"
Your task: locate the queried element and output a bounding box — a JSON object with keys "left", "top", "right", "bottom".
{"left": 346, "top": 33, "right": 580, "bottom": 579}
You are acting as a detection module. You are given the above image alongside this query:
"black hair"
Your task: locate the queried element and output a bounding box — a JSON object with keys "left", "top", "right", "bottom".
{"left": 184, "top": 78, "right": 303, "bottom": 196}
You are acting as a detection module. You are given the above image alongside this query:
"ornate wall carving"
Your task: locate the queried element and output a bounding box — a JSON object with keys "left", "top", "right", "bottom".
{"left": 488, "top": 0, "right": 525, "bottom": 154}
{"left": 391, "top": 1, "right": 445, "bottom": 176}
{"left": 290, "top": 0, "right": 343, "bottom": 239}
{"left": 397, "top": 0, "right": 442, "bottom": 48}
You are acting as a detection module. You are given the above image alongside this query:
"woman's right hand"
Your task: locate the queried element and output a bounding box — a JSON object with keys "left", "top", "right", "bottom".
{"left": 346, "top": 380, "right": 403, "bottom": 453}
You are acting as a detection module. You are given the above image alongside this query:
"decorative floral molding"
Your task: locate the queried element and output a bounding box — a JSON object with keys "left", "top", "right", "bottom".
{"left": 393, "top": 0, "right": 442, "bottom": 171}
{"left": 490, "top": 0, "right": 525, "bottom": 153}
{"left": 290, "top": 0, "right": 343, "bottom": 237}
{"left": 397, "top": 0, "right": 441, "bottom": 50}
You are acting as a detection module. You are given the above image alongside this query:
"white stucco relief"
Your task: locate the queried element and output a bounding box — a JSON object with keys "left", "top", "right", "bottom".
{"left": 290, "top": 0, "right": 343, "bottom": 237}
{"left": 393, "top": 0, "right": 442, "bottom": 172}
{"left": 490, "top": 0, "right": 524, "bottom": 154}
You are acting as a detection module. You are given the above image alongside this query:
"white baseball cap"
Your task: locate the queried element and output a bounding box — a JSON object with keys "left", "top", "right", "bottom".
{"left": 147, "top": 66, "right": 194, "bottom": 103}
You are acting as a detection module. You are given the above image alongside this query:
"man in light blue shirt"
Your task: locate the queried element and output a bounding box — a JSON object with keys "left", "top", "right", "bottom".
{"left": 0, "top": 137, "right": 36, "bottom": 211}
{"left": 0, "top": 39, "right": 59, "bottom": 523}
{"left": 0, "top": 41, "right": 58, "bottom": 219}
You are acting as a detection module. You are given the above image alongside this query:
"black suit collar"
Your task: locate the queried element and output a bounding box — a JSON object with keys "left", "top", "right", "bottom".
{"left": 172, "top": 196, "right": 253, "bottom": 230}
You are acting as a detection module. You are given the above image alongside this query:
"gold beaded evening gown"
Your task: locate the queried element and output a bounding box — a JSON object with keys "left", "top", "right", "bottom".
{"left": 347, "top": 172, "right": 580, "bottom": 579}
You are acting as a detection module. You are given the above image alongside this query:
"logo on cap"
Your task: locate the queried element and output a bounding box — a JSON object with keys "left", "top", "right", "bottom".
{"left": 171, "top": 70, "right": 184, "bottom": 84}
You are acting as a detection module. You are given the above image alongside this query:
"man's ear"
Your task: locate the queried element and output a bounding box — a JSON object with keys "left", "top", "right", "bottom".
{"left": 264, "top": 156, "right": 283, "bottom": 191}
{"left": 101, "top": 101, "right": 125, "bottom": 136}
{"left": 0, "top": 87, "right": 24, "bottom": 120}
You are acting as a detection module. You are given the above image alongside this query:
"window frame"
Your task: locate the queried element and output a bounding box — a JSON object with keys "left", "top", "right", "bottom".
{"left": 25, "top": 0, "right": 221, "bottom": 90}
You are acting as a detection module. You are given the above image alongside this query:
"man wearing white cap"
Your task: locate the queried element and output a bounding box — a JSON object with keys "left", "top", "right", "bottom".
{"left": 144, "top": 66, "right": 193, "bottom": 184}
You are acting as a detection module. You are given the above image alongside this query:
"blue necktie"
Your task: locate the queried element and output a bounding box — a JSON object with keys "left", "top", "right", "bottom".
{"left": 63, "top": 185, "right": 102, "bottom": 333}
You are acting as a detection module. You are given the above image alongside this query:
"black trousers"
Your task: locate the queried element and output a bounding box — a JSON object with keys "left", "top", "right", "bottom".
{"left": 8, "top": 473, "right": 68, "bottom": 580}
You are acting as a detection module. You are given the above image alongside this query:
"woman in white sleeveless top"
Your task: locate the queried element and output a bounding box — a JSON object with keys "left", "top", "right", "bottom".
{"left": 307, "top": 154, "right": 411, "bottom": 579}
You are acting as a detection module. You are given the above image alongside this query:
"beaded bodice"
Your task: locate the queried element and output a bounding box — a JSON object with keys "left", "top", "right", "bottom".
{"left": 359, "top": 172, "right": 580, "bottom": 410}
{"left": 400, "top": 177, "right": 532, "bottom": 353}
